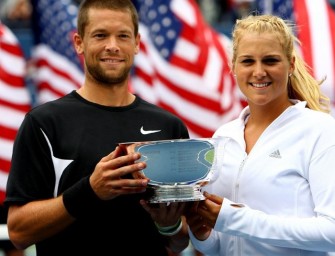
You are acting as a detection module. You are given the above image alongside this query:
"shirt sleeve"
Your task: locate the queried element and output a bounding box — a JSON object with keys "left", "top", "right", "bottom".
{"left": 214, "top": 195, "right": 335, "bottom": 252}
{"left": 5, "top": 113, "right": 55, "bottom": 205}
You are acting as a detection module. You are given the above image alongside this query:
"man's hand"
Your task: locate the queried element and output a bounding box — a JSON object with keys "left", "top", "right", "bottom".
{"left": 89, "top": 146, "right": 149, "bottom": 200}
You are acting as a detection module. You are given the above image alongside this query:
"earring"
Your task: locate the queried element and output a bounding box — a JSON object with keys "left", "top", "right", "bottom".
{"left": 233, "top": 74, "right": 237, "bottom": 77}
{"left": 289, "top": 73, "right": 292, "bottom": 77}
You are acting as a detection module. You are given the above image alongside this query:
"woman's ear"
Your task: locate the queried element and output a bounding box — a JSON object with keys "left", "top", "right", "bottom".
{"left": 290, "top": 56, "right": 295, "bottom": 74}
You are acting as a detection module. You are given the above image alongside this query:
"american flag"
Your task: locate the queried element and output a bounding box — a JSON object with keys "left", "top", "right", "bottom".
{"left": 30, "top": 0, "right": 243, "bottom": 138}
{"left": 30, "top": 0, "right": 84, "bottom": 105}
{"left": 256, "top": 0, "right": 335, "bottom": 115}
{"left": 0, "top": 23, "right": 31, "bottom": 203}
{"left": 131, "top": 0, "right": 243, "bottom": 138}
{"left": 256, "top": 0, "right": 294, "bottom": 20}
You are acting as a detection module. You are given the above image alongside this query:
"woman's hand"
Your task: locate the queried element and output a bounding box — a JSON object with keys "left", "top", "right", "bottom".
{"left": 185, "top": 201, "right": 211, "bottom": 241}
{"left": 197, "top": 192, "right": 223, "bottom": 229}
{"left": 185, "top": 192, "right": 223, "bottom": 241}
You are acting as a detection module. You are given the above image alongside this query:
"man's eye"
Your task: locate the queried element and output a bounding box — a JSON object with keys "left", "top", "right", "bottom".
{"left": 119, "top": 34, "right": 130, "bottom": 39}
{"left": 95, "top": 34, "right": 106, "bottom": 38}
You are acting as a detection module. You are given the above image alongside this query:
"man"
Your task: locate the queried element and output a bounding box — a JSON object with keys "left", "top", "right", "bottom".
{"left": 5, "top": 0, "right": 190, "bottom": 255}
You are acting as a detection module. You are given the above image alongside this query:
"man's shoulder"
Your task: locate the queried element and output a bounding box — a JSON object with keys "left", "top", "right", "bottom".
{"left": 30, "top": 93, "right": 76, "bottom": 115}
{"left": 137, "top": 96, "right": 177, "bottom": 116}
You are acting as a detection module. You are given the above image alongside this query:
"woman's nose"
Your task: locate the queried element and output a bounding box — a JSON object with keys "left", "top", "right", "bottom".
{"left": 253, "top": 63, "right": 267, "bottom": 78}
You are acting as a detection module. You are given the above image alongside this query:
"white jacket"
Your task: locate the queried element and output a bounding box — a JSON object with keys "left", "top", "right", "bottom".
{"left": 190, "top": 101, "right": 335, "bottom": 256}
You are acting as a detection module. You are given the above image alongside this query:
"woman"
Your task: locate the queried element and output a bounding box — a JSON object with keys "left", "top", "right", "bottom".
{"left": 187, "top": 14, "right": 335, "bottom": 255}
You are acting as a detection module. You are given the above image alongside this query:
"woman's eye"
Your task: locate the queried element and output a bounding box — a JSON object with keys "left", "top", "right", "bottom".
{"left": 264, "top": 58, "right": 279, "bottom": 64}
{"left": 241, "top": 59, "right": 254, "bottom": 64}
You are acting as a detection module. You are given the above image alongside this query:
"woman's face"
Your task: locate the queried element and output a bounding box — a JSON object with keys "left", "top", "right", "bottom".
{"left": 233, "top": 32, "right": 294, "bottom": 108}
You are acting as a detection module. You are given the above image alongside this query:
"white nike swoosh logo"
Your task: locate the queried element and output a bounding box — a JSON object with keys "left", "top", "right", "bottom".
{"left": 140, "top": 126, "right": 161, "bottom": 135}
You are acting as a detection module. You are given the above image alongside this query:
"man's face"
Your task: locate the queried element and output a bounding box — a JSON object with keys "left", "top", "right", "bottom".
{"left": 74, "top": 8, "right": 140, "bottom": 86}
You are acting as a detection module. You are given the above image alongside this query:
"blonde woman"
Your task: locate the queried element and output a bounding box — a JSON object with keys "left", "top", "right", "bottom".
{"left": 187, "top": 14, "right": 335, "bottom": 255}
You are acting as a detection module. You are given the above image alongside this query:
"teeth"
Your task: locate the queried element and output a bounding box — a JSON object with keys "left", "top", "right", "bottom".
{"left": 252, "top": 83, "right": 269, "bottom": 88}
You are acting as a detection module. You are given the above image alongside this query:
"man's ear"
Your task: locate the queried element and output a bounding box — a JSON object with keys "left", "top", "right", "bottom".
{"left": 134, "top": 33, "right": 141, "bottom": 55}
{"left": 73, "top": 33, "right": 84, "bottom": 55}
{"left": 135, "top": 45, "right": 140, "bottom": 54}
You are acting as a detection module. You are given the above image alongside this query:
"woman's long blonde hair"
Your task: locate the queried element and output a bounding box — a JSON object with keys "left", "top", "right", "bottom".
{"left": 231, "top": 14, "right": 330, "bottom": 113}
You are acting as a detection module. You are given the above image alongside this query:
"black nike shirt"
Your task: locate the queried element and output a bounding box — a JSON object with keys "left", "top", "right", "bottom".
{"left": 5, "top": 91, "right": 189, "bottom": 256}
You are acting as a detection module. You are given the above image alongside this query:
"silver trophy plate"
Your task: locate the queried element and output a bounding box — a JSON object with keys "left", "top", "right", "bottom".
{"left": 120, "top": 138, "right": 222, "bottom": 203}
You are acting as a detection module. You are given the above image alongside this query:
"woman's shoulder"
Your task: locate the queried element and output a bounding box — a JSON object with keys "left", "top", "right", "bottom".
{"left": 299, "top": 106, "right": 335, "bottom": 125}
{"left": 213, "top": 118, "right": 242, "bottom": 138}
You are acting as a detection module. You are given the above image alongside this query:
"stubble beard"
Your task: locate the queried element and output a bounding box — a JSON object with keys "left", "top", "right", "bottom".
{"left": 86, "top": 63, "right": 130, "bottom": 87}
